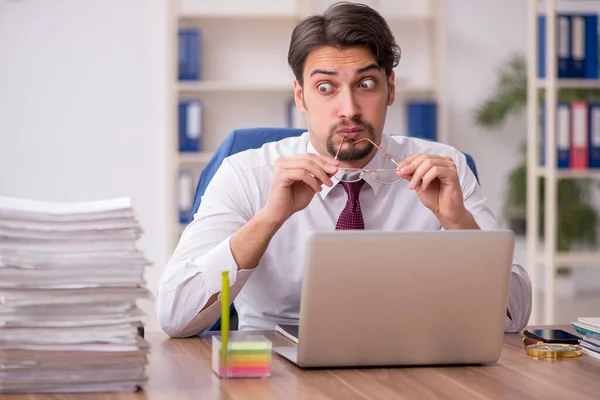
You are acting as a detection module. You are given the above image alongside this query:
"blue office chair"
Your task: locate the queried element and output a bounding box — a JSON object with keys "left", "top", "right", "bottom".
{"left": 189, "top": 127, "right": 480, "bottom": 331}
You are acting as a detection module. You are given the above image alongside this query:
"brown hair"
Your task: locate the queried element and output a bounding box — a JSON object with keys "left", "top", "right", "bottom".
{"left": 287, "top": 1, "right": 401, "bottom": 86}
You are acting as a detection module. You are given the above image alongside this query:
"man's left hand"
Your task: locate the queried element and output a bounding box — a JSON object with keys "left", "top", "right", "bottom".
{"left": 396, "top": 154, "right": 475, "bottom": 229}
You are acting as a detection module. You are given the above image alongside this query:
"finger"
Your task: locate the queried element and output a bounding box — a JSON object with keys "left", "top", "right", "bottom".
{"left": 398, "top": 154, "right": 451, "bottom": 173}
{"left": 281, "top": 159, "right": 335, "bottom": 186}
{"left": 286, "top": 169, "right": 323, "bottom": 193}
{"left": 408, "top": 159, "right": 454, "bottom": 190}
{"left": 420, "top": 166, "right": 444, "bottom": 191}
{"left": 398, "top": 154, "right": 428, "bottom": 178}
{"left": 397, "top": 153, "right": 421, "bottom": 170}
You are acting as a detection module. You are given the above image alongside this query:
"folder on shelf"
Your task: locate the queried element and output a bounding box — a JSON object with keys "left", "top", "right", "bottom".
{"left": 571, "top": 14, "right": 598, "bottom": 79}
{"left": 538, "top": 14, "right": 572, "bottom": 78}
{"left": 571, "top": 100, "right": 589, "bottom": 169}
{"left": 588, "top": 102, "right": 600, "bottom": 168}
{"left": 407, "top": 101, "right": 437, "bottom": 141}
{"left": 541, "top": 101, "right": 570, "bottom": 169}
{"left": 178, "top": 170, "right": 194, "bottom": 224}
{"left": 178, "top": 100, "right": 203, "bottom": 152}
{"left": 178, "top": 28, "right": 201, "bottom": 81}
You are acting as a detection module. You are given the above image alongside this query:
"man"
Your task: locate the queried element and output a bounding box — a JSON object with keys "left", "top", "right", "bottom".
{"left": 157, "top": 2, "right": 532, "bottom": 338}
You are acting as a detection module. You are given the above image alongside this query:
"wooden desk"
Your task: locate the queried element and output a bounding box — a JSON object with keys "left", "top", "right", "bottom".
{"left": 4, "top": 326, "right": 600, "bottom": 400}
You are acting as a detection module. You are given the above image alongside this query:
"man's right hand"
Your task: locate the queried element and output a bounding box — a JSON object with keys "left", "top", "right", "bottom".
{"left": 264, "top": 153, "right": 339, "bottom": 225}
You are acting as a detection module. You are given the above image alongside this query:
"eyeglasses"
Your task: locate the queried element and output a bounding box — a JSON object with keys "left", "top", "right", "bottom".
{"left": 333, "top": 137, "right": 401, "bottom": 184}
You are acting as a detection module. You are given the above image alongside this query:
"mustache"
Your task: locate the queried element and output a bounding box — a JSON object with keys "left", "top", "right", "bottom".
{"left": 330, "top": 118, "right": 371, "bottom": 132}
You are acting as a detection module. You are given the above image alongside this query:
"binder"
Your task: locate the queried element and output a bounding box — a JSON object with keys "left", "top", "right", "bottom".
{"left": 538, "top": 14, "right": 572, "bottom": 78}
{"left": 178, "top": 28, "right": 200, "bottom": 81}
{"left": 588, "top": 102, "right": 600, "bottom": 168}
{"left": 178, "top": 100, "right": 203, "bottom": 152}
{"left": 584, "top": 14, "right": 598, "bottom": 79}
{"left": 287, "top": 98, "right": 306, "bottom": 129}
{"left": 541, "top": 101, "right": 570, "bottom": 169}
{"left": 571, "top": 100, "right": 589, "bottom": 169}
{"left": 571, "top": 14, "right": 598, "bottom": 79}
{"left": 178, "top": 170, "right": 194, "bottom": 224}
{"left": 407, "top": 101, "right": 437, "bottom": 141}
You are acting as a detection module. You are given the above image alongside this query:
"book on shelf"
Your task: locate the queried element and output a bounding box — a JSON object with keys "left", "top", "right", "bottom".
{"left": 538, "top": 13, "right": 598, "bottom": 79}
{"left": 178, "top": 28, "right": 201, "bottom": 81}
{"left": 178, "top": 169, "right": 194, "bottom": 224}
{"left": 178, "top": 99, "right": 203, "bottom": 152}
{"left": 0, "top": 196, "right": 152, "bottom": 394}
{"left": 407, "top": 101, "right": 437, "bottom": 141}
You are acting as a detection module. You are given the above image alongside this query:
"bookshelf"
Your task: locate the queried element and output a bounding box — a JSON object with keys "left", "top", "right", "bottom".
{"left": 526, "top": 0, "right": 600, "bottom": 325}
{"left": 167, "top": 0, "right": 447, "bottom": 250}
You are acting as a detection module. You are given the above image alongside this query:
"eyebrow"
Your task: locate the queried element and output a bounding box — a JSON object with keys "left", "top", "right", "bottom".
{"left": 309, "top": 63, "right": 381, "bottom": 78}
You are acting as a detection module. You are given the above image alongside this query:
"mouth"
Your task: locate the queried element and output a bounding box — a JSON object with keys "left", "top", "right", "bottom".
{"left": 337, "top": 127, "right": 364, "bottom": 140}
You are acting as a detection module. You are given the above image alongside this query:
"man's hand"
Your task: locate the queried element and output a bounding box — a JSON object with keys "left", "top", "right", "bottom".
{"left": 264, "top": 154, "right": 339, "bottom": 225}
{"left": 396, "top": 154, "right": 477, "bottom": 229}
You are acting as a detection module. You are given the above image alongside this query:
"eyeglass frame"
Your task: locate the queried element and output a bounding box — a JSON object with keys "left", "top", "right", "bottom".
{"left": 333, "top": 136, "right": 401, "bottom": 184}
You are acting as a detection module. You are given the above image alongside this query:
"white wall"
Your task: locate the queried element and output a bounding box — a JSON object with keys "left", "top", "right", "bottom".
{"left": 444, "top": 0, "right": 527, "bottom": 224}
{"left": 0, "top": 0, "right": 168, "bottom": 293}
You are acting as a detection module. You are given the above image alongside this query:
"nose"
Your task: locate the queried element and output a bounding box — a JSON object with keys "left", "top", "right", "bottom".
{"left": 337, "top": 88, "right": 361, "bottom": 120}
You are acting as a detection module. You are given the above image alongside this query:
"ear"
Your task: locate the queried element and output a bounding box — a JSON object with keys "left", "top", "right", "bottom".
{"left": 293, "top": 80, "right": 306, "bottom": 113}
{"left": 387, "top": 71, "right": 395, "bottom": 106}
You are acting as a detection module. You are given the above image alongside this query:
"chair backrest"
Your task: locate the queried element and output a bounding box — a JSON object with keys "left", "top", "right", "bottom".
{"left": 190, "top": 127, "right": 479, "bottom": 219}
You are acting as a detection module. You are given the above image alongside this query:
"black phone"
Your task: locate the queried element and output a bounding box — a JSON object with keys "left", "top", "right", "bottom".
{"left": 523, "top": 329, "right": 581, "bottom": 344}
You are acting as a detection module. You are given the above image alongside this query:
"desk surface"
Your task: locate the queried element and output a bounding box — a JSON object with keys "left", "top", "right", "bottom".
{"left": 4, "top": 325, "right": 600, "bottom": 400}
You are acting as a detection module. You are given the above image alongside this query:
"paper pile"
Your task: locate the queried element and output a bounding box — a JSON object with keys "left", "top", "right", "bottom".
{"left": 572, "top": 317, "right": 600, "bottom": 360}
{"left": 0, "top": 196, "right": 151, "bottom": 393}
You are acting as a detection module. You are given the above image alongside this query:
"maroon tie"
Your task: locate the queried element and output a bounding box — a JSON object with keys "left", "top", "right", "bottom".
{"left": 335, "top": 180, "right": 365, "bottom": 230}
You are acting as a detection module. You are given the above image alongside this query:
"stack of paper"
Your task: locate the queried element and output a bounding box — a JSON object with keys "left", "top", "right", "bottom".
{"left": 0, "top": 196, "right": 151, "bottom": 393}
{"left": 571, "top": 317, "right": 600, "bottom": 360}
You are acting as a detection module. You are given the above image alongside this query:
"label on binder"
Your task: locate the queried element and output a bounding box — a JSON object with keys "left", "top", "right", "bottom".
{"left": 187, "top": 102, "right": 202, "bottom": 139}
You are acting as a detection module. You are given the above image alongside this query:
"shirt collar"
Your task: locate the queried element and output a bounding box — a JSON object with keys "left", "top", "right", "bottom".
{"left": 306, "top": 133, "right": 397, "bottom": 199}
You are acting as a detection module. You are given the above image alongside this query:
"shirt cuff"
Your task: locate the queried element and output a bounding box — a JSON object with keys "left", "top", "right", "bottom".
{"left": 199, "top": 235, "right": 243, "bottom": 296}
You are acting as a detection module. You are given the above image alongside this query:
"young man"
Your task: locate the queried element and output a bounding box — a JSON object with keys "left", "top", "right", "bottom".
{"left": 157, "top": 2, "right": 532, "bottom": 338}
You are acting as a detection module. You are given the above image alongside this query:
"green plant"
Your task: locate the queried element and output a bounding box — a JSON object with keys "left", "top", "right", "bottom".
{"left": 473, "top": 53, "right": 600, "bottom": 275}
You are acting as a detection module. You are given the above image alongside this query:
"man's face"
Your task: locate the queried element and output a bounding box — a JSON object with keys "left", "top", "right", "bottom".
{"left": 293, "top": 45, "right": 395, "bottom": 167}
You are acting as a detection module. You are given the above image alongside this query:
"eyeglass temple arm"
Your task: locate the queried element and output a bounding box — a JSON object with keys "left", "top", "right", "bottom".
{"left": 334, "top": 136, "right": 399, "bottom": 166}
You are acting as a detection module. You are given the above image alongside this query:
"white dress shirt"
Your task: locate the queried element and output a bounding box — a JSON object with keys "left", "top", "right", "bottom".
{"left": 157, "top": 132, "right": 532, "bottom": 337}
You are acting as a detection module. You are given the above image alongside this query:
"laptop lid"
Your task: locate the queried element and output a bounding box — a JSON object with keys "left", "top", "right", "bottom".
{"left": 295, "top": 230, "right": 514, "bottom": 367}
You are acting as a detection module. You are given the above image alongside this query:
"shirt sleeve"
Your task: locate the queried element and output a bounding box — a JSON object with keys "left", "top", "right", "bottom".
{"left": 156, "top": 158, "right": 255, "bottom": 337}
{"left": 456, "top": 151, "right": 532, "bottom": 333}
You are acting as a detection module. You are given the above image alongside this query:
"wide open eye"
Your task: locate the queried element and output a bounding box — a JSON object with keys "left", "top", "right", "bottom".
{"left": 317, "top": 82, "right": 334, "bottom": 94}
{"left": 359, "top": 79, "right": 375, "bottom": 89}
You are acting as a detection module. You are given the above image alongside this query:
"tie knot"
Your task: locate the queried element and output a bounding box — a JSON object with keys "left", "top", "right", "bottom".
{"left": 341, "top": 180, "right": 365, "bottom": 202}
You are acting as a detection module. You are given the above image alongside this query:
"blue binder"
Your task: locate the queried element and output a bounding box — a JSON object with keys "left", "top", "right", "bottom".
{"left": 407, "top": 101, "right": 437, "bottom": 141}
{"left": 541, "top": 101, "right": 570, "bottom": 169}
{"left": 178, "top": 100, "right": 203, "bottom": 152}
{"left": 178, "top": 28, "right": 200, "bottom": 81}
{"left": 588, "top": 102, "right": 600, "bottom": 168}
{"left": 570, "top": 14, "right": 598, "bottom": 79}
{"left": 178, "top": 170, "right": 194, "bottom": 224}
{"left": 538, "top": 14, "right": 572, "bottom": 78}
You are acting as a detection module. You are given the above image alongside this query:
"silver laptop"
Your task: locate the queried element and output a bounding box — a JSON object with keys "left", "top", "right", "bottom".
{"left": 273, "top": 230, "right": 515, "bottom": 368}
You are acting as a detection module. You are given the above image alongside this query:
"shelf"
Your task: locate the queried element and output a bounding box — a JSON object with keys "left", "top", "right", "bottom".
{"left": 178, "top": 81, "right": 435, "bottom": 95}
{"left": 178, "top": 152, "right": 214, "bottom": 164}
{"left": 179, "top": 81, "right": 293, "bottom": 93}
{"left": 178, "top": 12, "right": 299, "bottom": 20}
{"left": 555, "top": 252, "right": 600, "bottom": 267}
{"left": 536, "top": 167, "right": 600, "bottom": 178}
{"left": 536, "top": 78, "right": 600, "bottom": 89}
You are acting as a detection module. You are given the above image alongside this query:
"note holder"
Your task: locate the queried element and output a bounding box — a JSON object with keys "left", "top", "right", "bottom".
{"left": 211, "top": 335, "right": 272, "bottom": 378}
